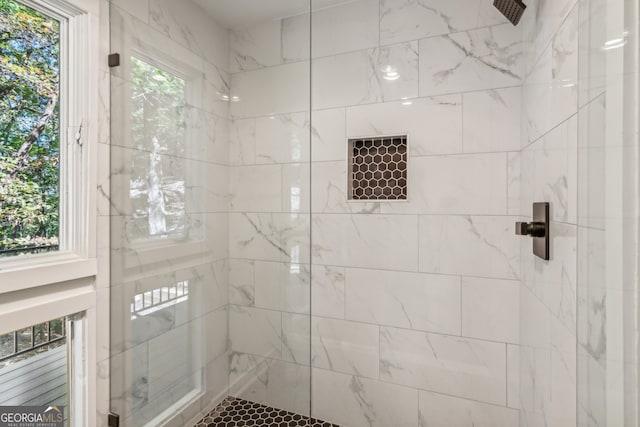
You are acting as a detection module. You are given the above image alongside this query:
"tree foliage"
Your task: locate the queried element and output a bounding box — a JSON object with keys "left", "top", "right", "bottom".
{"left": 0, "top": 0, "right": 60, "bottom": 254}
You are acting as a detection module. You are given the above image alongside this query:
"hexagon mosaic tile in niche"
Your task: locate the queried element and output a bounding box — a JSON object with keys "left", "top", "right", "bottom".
{"left": 349, "top": 136, "right": 408, "bottom": 200}
{"left": 193, "top": 396, "right": 341, "bottom": 427}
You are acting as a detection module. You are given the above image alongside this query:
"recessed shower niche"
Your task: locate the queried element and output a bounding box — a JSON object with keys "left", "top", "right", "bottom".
{"left": 348, "top": 135, "right": 408, "bottom": 201}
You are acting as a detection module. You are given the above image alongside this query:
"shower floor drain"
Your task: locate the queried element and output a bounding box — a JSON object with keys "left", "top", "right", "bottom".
{"left": 194, "top": 396, "right": 340, "bottom": 427}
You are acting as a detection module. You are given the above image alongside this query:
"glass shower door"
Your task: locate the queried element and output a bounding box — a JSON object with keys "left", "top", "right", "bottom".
{"left": 109, "top": 1, "right": 230, "bottom": 425}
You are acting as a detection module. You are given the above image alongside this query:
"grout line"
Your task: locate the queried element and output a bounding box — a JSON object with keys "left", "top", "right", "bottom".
{"left": 226, "top": 257, "right": 521, "bottom": 282}
{"left": 228, "top": 302, "right": 520, "bottom": 347}
{"left": 505, "top": 343, "right": 509, "bottom": 407}
{"left": 230, "top": 84, "right": 522, "bottom": 122}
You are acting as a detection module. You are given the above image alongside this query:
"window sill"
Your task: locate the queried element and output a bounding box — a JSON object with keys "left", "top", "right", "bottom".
{"left": 0, "top": 256, "right": 97, "bottom": 294}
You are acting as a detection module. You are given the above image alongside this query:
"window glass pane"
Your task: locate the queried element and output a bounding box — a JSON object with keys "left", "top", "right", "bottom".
{"left": 0, "top": 316, "right": 68, "bottom": 424}
{"left": 0, "top": 0, "right": 61, "bottom": 258}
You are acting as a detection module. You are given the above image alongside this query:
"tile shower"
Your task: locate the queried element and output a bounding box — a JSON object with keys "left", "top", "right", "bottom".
{"left": 106, "top": 0, "right": 639, "bottom": 427}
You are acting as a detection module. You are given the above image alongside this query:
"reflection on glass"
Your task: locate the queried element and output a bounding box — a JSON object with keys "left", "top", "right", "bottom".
{"left": 290, "top": 244, "right": 300, "bottom": 274}
{"left": 290, "top": 186, "right": 301, "bottom": 212}
{"left": 130, "top": 57, "right": 187, "bottom": 241}
{"left": 130, "top": 280, "right": 189, "bottom": 319}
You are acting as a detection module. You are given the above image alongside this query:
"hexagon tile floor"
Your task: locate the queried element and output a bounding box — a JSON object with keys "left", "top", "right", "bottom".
{"left": 194, "top": 397, "right": 340, "bottom": 427}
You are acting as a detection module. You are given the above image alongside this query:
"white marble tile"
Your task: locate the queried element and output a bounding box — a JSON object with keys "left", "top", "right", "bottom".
{"left": 576, "top": 353, "right": 606, "bottom": 427}
{"left": 521, "top": 0, "right": 577, "bottom": 69}
{"left": 229, "top": 259, "right": 255, "bottom": 306}
{"left": 508, "top": 152, "right": 521, "bottom": 216}
{"left": 312, "top": 317, "right": 379, "bottom": 379}
{"left": 230, "top": 19, "right": 282, "bottom": 72}
{"left": 419, "top": 215, "right": 520, "bottom": 279}
{"left": 419, "top": 24, "right": 523, "bottom": 96}
{"left": 550, "top": 324, "right": 577, "bottom": 426}
{"left": 463, "top": 87, "right": 522, "bottom": 153}
{"left": 282, "top": 313, "right": 311, "bottom": 365}
{"left": 345, "top": 268, "right": 461, "bottom": 335}
{"left": 380, "top": 153, "right": 508, "bottom": 215}
{"left": 230, "top": 353, "right": 310, "bottom": 415}
{"left": 576, "top": 226, "right": 605, "bottom": 360}
{"left": 110, "top": 0, "right": 148, "bottom": 23}
{"left": 310, "top": 0, "right": 379, "bottom": 58}
{"left": 109, "top": 6, "right": 206, "bottom": 86}
{"left": 346, "top": 95, "right": 463, "bottom": 156}
{"left": 255, "top": 112, "right": 310, "bottom": 164}
{"left": 201, "top": 61, "right": 232, "bottom": 119}
{"left": 311, "top": 265, "right": 346, "bottom": 319}
{"left": 507, "top": 344, "right": 520, "bottom": 409}
{"left": 312, "top": 214, "right": 419, "bottom": 271}
{"left": 313, "top": 43, "right": 419, "bottom": 109}
{"left": 525, "top": 222, "right": 577, "bottom": 334}
{"left": 231, "top": 61, "right": 310, "bottom": 118}
{"left": 577, "top": 94, "right": 606, "bottom": 229}
{"left": 195, "top": 110, "right": 230, "bottom": 166}
{"left": 311, "top": 161, "right": 381, "bottom": 214}
{"left": 282, "top": 163, "right": 310, "bottom": 213}
{"left": 229, "top": 305, "right": 282, "bottom": 359}
{"left": 380, "top": 0, "right": 505, "bottom": 45}
{"left": 522, "top": 6, "right": 579, "bottom": 144}
{"left": 203, "top": 213, "right": 231, "bottom": 262}
{"left": 577, "top": 0, "right": 607, "bottom": 107}
{"left": 519, "top": 285, "right": 552, "bottom": 350}
{"left": 229, "top": 213, "right": 310, "bottom": 264}
{"left": 418, "top": 390, "right": 519, "bottom": 427}
{"left": 520, "top": 344, "right": 552, "bottom": 427}
{"left": 311, "top": 108, "right": 346, "bottom": 162}
{"left": 204, "top": 307, "right": 229, "bottom": 363}
{"left": 254, "top": 261, "right": 310, "bottom": 315}
{"left": 148, "top": 0, "right": 229, "bottom": 69}
{"left": 201, "top": 355, "right": 230, "bottom": 414}
{"left": 282, "top": 13, "right": 310, "bottom": 63}
{"left": 195, "top": 261, "right": 230, "bottom": 315}
{"left": 380, "top": 326, "right": 507, "bottom": 405}
{"left": 230, "top": 118, "right": 256, "bottom": 166}
{"left": 312, "top": 368, "right": 418, "bottom": 427}
{"left": 279, "top": 213, "right": 312, "bottom": 265}
{"left": 229, "top": 165, "right": 282, "bottom": 212}
{"left": 97, "top": 142, "right": 111, "bottom": 217}
{"left": 461, "top": 277, "right": 520, "bottom": 343}
{"left": 521, "top": 117, "right": 578, "bottom": 224}
{"left": 199, "top": 160, "right": 230, "bottom": 214}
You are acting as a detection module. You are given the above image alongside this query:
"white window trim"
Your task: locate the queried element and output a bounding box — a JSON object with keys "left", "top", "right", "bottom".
{"left": 0, "top": 0, "right": 96, "bottom": 292}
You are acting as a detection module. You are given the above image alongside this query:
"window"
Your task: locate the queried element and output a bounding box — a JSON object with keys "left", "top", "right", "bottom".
{"left": 0, "top": 0, "right": 94, "bottom": 424}
{"left": 0, "top": 0, "right": 90, "bottom": 276}
{"left": 0, "top": 313, "right": 87, "bottom": 427}
{"left": 0, "top": 0, "right": 62, "bottom": 257}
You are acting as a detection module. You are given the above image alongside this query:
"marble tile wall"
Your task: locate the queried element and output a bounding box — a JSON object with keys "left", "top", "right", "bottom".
{"left": 108, "top": 0, "right": 231, "bottom": 425}
{"left": 228, "top": 0, "right": 524, "bottom": 425}
{"left": 517, "top": 0, "right": 600, "bottom": 425}
{"left": 100, "top": 0, "right": 638, "bottom": 425}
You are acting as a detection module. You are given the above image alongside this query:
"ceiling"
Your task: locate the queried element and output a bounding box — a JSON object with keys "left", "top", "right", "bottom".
{"left": 193, "top": 0, "right": 355, "bottom": 28}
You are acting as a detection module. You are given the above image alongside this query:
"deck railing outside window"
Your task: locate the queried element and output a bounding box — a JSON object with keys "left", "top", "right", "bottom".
{"left": 0, "top": 318, "right": 66, "bottom": 363}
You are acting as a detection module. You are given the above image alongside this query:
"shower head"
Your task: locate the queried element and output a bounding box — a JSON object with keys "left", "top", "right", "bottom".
{"left": 493, "top": 0, "right": 526, "bottom": 26}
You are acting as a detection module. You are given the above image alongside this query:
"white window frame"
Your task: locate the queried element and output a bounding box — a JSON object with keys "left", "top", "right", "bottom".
{"left": 0, "top": 0, "right": 96, "bottom": 293}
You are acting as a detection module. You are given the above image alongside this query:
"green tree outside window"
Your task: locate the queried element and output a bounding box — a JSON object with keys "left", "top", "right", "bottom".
{"left": 0, "top": 0, "right": 60, "bottom": 256}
